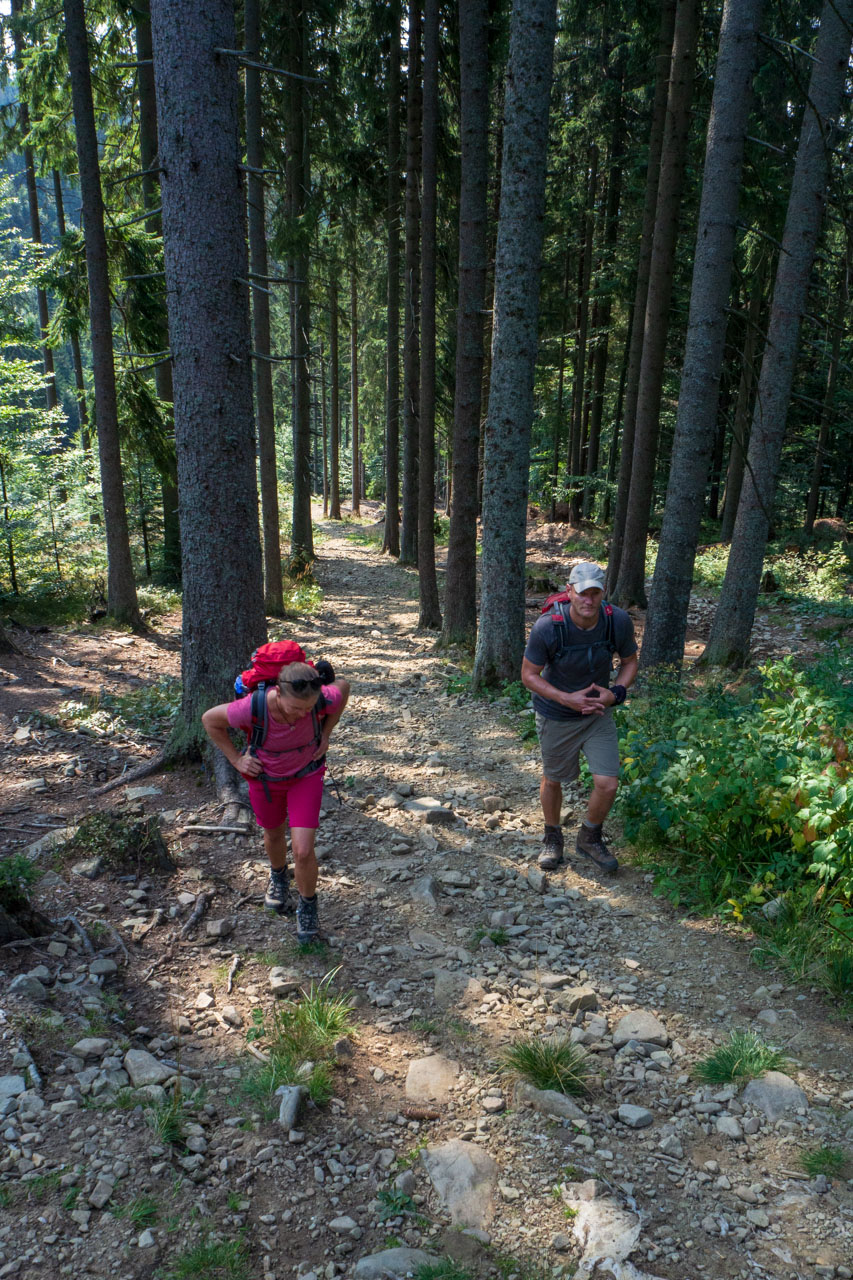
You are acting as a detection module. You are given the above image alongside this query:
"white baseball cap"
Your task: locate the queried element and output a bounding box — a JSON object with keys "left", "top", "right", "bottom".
{"left": 568, "top": 562, "right": 605, "bottom": 592}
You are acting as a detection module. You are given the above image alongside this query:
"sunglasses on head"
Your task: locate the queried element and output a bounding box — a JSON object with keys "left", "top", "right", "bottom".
{"left": 281, "top": 676, "right": 322, "bottom": 695}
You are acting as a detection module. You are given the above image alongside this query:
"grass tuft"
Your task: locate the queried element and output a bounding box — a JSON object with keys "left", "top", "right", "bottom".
{"left": 159, "top": 1237, "right": 249, "bottom": 1279}
{"left": 694, "top": 1030, "right": 788, "bottom": 1084}
{"left": 499, "top": 1034, "right": 590, "bottom": 1096}
{"left": 145, "top": 1093, "right": 186, "bottom": 1148}
{"left": 799, "top": 1145, "right": 849, "bottom": 1178}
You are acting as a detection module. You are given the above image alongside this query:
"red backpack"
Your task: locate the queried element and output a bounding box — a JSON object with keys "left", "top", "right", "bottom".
{"left": 234, "top": 643, "right": 330, "bottom": 785}
{"left": 540, "top": 592, "right": 616, "bottom": 662}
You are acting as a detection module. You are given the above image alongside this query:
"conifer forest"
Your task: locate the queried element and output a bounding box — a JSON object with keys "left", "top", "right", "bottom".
{"left": 2, "top": 4, "right": 853, "bottom": 1278}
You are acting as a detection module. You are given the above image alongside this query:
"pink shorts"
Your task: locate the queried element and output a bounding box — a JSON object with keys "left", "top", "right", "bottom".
{"left": 247, "top": 768, "right": 325, "bottom": 830}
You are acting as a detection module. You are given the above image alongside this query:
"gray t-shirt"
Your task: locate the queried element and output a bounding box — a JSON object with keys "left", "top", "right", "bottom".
{"left": 524, "top": 602, "right": 637, "bottom": 721}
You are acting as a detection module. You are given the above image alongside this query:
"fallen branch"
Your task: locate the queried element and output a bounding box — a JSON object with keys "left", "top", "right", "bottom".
{"left": 55, "top": 915, "right": 95, "bottom": 954}
{"left": 91, "top": 745, "right": 169, "bottom": 796}
{"left": 180, "top": 891, "right": 210, "bottom": 938}
{"left": 226, "top": 953, "right": 241, "bottom": 994}
{"left": 182, "top": 824, "right": 252, "bottom": 835}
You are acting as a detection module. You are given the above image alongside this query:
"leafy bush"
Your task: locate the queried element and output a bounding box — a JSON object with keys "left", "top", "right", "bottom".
{"left": 60, "top": 675, "right": 181, "bottom": 738}
{"left": 0, "top": 855, "right": 40, "bottom": 913}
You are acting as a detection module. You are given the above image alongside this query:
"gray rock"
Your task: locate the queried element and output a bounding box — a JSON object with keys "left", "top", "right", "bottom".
{"left": 329, "top": 1215, "right": 359, "bottom": 1233}
{"left": 205, "top": 917, "right": 234, "bottom": 938}
{"left": 658, "top": 1134, "right": 683, "bottom": 1158}
{"left": 137, "top": 1228, "right": 157, "bottom": 1248}
{"left": 525, "top": 866, "right": 547, "bottom": 894}
{"left": 482, "top": 795, "right": 505, "bottom": 813}
{"left": 409, "top": 928, "right": 448, "bottom": 954}
{"left": 123, "top": 1050, "right": 174, "bottom": 1088}
{"left": 221, "top": 1005, "right": 243, "bottom": 1028}
{"left": 25, "top": 826, "right": 78, "bottom": 859}
{"left": 716, "top": 1115, "right": 743, "bottom": 1140}
{"left": 618, "top": 1104, "right": 654, "bottom": 1129}
{"left": 565, "top": 1191, "right": 642, "bottom": 1274}
{"left": 71, "top": 1038, "right": 111, "bottom": 1060}
{"left": 433, "top": 970, "right": 485, "bottom": 1011}
{"left": 0, "top": 1076, "right": 27, "bottom": 1100}
{"left": 405, "top": 1054, "right": 460, "bottom": 1104}
{"left": 276, "top": 1085, "right": 306, "bottom": 1130}
{"left": 746, "top": 1209, "right": 770, "bottom": 1229}
{"left": 89, "top": 957, "right": 118, "bottom": 977}
{"left": 421, "top": 1139, "right": 497, "bottom": 1228}
{"left": 404, "top": 796, "right": 455, "bottom": 824}
{"left": 354, "top": 1248, "right": 436, "bottom": 1279}
{"left": 410, "top": 876, "right": 440, "bottom": 909}
{"left": 71, "top": 857, "right": 104, "bottom": 880}
{"left": 612, "top": 1010, "right": 668, "bottom": 1048}
{"left": 742, "top": 1071, "right": 808, "bottom": 1121}
{"left": 514, "top": 1080, "right": 586, "bottom": 1122}
{"left": 269, "top": 967, "right": 303, "bottom": 997}
{"left": 88, "top": 1179, "right": 115, "bottom": 1208}
{"left": 563, "top": 985, "right": 598, "bottom": 1013}
{"left": 125, "top": 786, "right": 162, "bottom": 799}
{"left": 8, "top": 975, "right": 47, "bottom": 1002}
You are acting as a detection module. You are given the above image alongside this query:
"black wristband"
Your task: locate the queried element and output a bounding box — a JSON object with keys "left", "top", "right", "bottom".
{"left": 610, "top": 684, "right": 627, "bottom": 706}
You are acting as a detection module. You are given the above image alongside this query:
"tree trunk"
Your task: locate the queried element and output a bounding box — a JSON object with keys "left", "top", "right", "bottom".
{"left": 568, "top": 143, "right": 597, "bottom": 525}
{"left": 350, "top": 269, "right": 361, "bottom": 514}
{"left": 10, "top": 0, "right": 57, "bottom": 414}
{"left": 606, "top": 0, "right": 676, "bottom": 596}
{"left": 640, "top": 0, "right": 763, "bottom": 669}
{"left": 319, "top": 337, "right": 329, "bottom": 515}
{"left": 150, "top": 0, "right": 266, "bottom": 739}
{"left": 472, "top": 0, "right": 557, "bottom": 688}
{"left": 134, "top": 0, "right": 181, "bottom": 585}
{"left": 805, "top": 236, "right": 850, "bottom": 535}
{"left": 64, "top": 0, "right": 141, "bottom": 628}
{"left": 382, "top": 4, "right": 402, "bottom": 556}
{"left": 601, "top": 315, "right": 631, "bottom": 526}
{"left": 286, "top": 0, "right": 314, "bottom": 569}
{"left": 613, "top": 0, "right": 700, "bottom": 609}
{"left": 328, "top": 273, "right": 342, "bottom": 519}
{"left": 1, "top": 456, "right": 18, "bottom": 598}
{"left": 442, "top": 0, "right": 488, "bottom": 646}
{"left": 400, "top": 0, "right": 422, "bottom": 566}
{"left": 245, "top": 0, "right": 283, "bottom": 613}
{"left": 703, "top": 0, "right": 853, "bottom": 667}
{"left": 416, "top": 0, "right": 441, "bottom": 629}
{"left": 52, "top": 170, "right": 90, "bottom": 451}
{"left": 551, "top": 243, "right": 571, "bottom": 521}
{"left": 720, "top": 268, "right": 763, "bottom": 540}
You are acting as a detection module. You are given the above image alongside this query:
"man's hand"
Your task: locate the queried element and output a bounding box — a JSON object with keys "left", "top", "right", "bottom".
{"left": 235, "top": 751, "right": 262, "bottom": 778}
{"left": 560, "top": 684, "right": 607, "bottom": 716}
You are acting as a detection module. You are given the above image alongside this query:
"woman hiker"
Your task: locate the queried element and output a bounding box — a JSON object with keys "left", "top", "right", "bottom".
{"left": 203, "top": 646, "right": 350, "bottom": 942}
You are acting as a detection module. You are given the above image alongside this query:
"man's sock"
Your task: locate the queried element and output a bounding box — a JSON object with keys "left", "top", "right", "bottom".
{"left": 544, "top": 823, "right": 562, "bottom": 835}
{"left": 582, "top": 819, "right": 602, "bottom": 831}
{"left": 299, "top": 893, "right": 317, "bottom": 903}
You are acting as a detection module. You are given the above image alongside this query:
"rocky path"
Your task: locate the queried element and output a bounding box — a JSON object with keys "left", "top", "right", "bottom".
{"left": 0, "top": 520, "right": 851, "bottom": 1280}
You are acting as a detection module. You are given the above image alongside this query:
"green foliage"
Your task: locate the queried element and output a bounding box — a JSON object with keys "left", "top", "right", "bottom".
{"left": 237, "top": 970, "right": 354, "bottom": 1117}
{"left": 750, "top": 885, "right": 853, "bottom": 1004}
{"left": 282, "top": 565, "right": 323, "bottom": 617}
{"left": 0, "top": 853, "right": 39, "bottom": 912}
{"left": 618, "top": 651, "right": 853, "bottom": 904}
{"left": 500, "top": 1035, "right": 590, "bottom": 1096}
{"left": 799, "top": 1145, "right": 849, "bottom": 1178}
{"left": 694, "top": 1031, "right": 788, "bottom": 1084}
{"left": 112, "top": 1195, "right": 160, "bottom": 1226}
{"left": 60, "top": 675, "right": 181, "bottom": 738}
{"left": 145, "top": 1094, "right": 186, "bottom": 1149}
{"left": 415, "top": 1263, "right": 475, "bottom": 1280}
{"left": 158, "top": 1237, "right": 249, "bottom": 1280}
{"left": 56, "top": 812, "right": 173, "bottom": 875}
{"left": 376, "top": 1186, "right": 419, "bottom": 1221}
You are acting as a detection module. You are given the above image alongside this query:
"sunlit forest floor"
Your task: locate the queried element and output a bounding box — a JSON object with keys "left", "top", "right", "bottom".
{"left": 1, "top": 508, "right": 851, "bottom": 1280}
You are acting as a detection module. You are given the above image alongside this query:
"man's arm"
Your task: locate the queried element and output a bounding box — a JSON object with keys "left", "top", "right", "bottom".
{"left": 521, "top": 658, "right": 608, "bottom": 716}
{"left": 597, "top": 653, "right": 639, "bottom": 707}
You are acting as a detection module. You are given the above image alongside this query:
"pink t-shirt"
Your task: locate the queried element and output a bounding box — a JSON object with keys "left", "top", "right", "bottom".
{"left": 227, "top": 684, "right": 342, "bottom": 776}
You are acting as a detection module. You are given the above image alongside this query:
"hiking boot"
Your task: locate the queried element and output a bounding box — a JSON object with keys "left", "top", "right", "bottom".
{"left": 264, "top": 865, "right": 293, "bottom": 915}
{"left": 575, "top": 823, "right": 618, "bottom": 873}
{"left": 538, "top": 824, "right": 565, "bottom": 870}
{"left": 296, "top": 893, "right": 320, "bottom": 943}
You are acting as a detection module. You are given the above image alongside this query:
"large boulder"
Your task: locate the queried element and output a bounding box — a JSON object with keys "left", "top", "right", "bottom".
{"left": 421, "top": 1139, "right": 498, "bottom": 1228}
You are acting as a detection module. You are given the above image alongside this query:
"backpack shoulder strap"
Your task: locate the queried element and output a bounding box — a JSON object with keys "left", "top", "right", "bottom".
{"left": 603, "top": 602, "right": 616, "bottom": 653}
{"left": 248, "top": 684, "right": 269, "bottom": 754}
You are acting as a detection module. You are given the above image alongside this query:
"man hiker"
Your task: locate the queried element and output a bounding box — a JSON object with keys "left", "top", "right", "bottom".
{"left": 203, "top": 648, "right": 350, "bottom": 942}
{"left": 521, "top": 562, "right": 638, "bottom": 873}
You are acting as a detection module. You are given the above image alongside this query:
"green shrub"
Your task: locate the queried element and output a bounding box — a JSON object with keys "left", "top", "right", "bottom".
{"left": 0, "top": 854, "right": 40, "bottom": 913}
{"left": 500, "top": 1034, "right": 590, "bottom": 1096}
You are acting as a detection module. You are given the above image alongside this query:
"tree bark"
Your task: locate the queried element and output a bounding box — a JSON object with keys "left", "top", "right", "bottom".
{"left": 606, "top": 0, "right": 676, "bottom": 596}
{"left": 285, "top": 0, "right": 314, "bottom": 569}
{"left": 703, "top": 0, "right": 853, "bottom": 667}
{"left": 417, "top": 0, "right": 441, "bottom": 629}
{"left": 804, "top": 236, "right": 850, "bottom": 535}
{"left": 613, "top": 0, "right": 700, "bottom": 609}
{"left": 52, "top": 170, "right": 90, "bottom": 451}
{"left": 245, "top": 0, "right": 283, "bottom": 613}
{"left": 328, "top": 273, "right": 342, "bottom": 519}
{"left": 64, "top": 0, "right": 141, "bottom": 628}
{"left": 640, "top": 0, "right": 764, "bottom": 669}
{"left": 150, "top": 0, "right": 266, "bottom": 737}
{"left": 400, "top": 0, "right": 422, "bottom": 566}
{"left": 472, "top": 0, "right": 557, "bottom": 688}
{"left": 350, "top": 269, "right": 361, "bottom": 515}
{"left": 568, "top": 143, "right": 597, "bottom": 525}
{"left": 442, "top": 0, "right": 489, "bottom": 646}
{"left": 319, "top": 337, "right": 329, "bottom": 515}
{"left": 382, "top": 4, "right": 402, "bottom": 556}
{"left": 550, "top": 244, "right": 572, "bottom": 521}
{"left": 134, "top": 0, "right": 181, "bottom": 584}
{"left": 10, "top": 0, "right": 57, "bottom": 414}
{"left": 720, "top": 267, "right": 764, "bottom": 540}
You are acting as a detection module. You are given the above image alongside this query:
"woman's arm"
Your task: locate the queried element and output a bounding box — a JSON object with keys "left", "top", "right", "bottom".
{"left": 201, "top": 703, "right": 261, "bottom": 777}
{"left": 313, "top": 678, "right": 351, "bottom": 759}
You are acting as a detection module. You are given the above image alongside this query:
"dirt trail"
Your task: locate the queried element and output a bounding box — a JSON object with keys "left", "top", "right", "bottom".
{"left": 0, "top": 518, "right": 851, "bottom": 1280}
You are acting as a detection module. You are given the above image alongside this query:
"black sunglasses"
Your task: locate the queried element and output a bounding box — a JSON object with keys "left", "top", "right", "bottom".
{"left": 281, "top": 677, "right": 322, "bottom": 695}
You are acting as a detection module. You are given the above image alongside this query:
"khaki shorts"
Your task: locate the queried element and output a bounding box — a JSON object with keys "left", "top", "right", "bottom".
{"left": 535, "top": 710, "right": 620, "bottom": 783}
